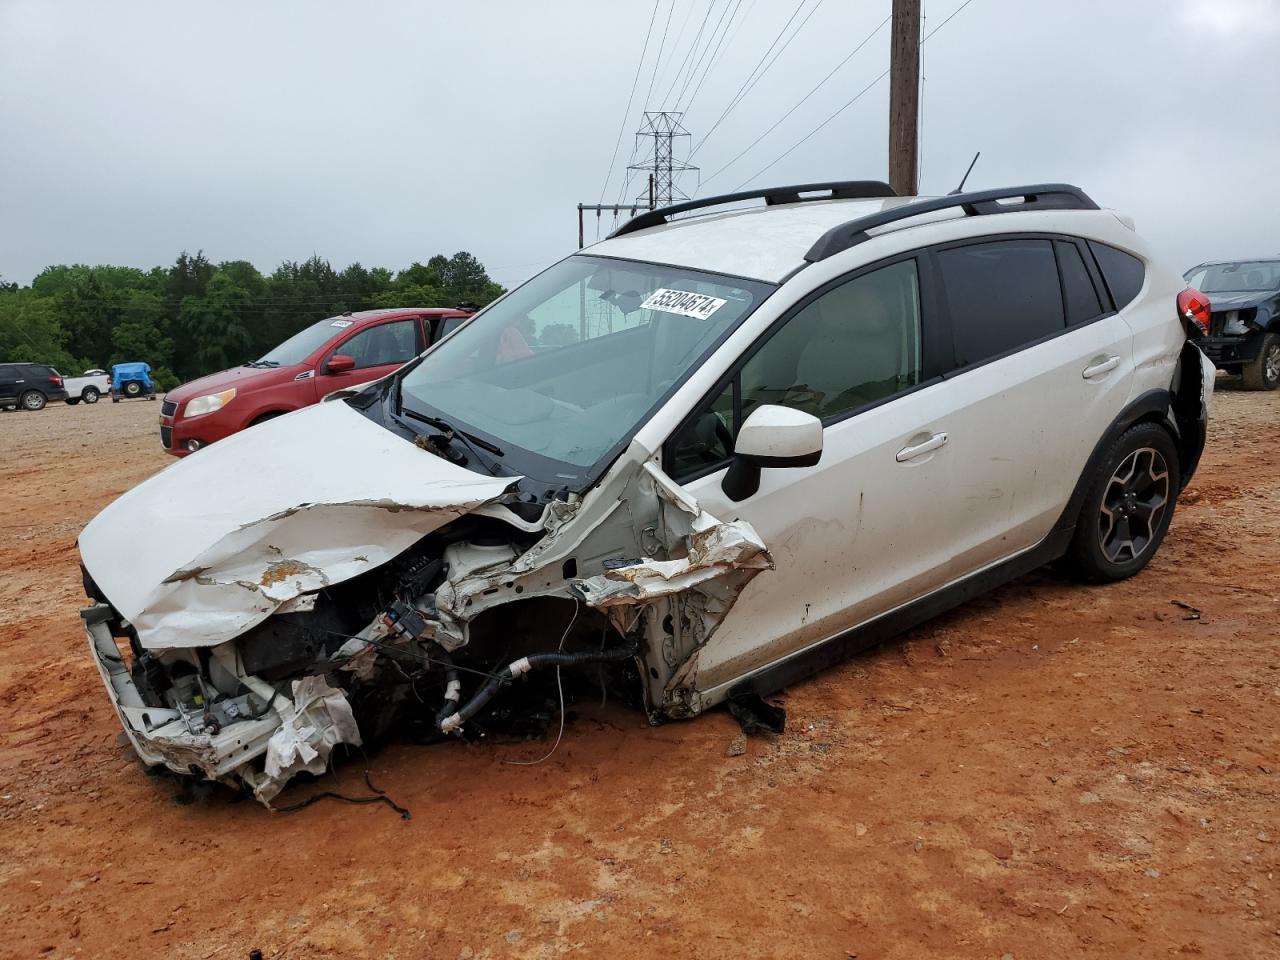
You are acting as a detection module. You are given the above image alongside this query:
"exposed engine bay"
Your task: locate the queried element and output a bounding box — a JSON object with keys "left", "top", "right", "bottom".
{"left": 80, "top": 428, "right": 773, "bottom": 805}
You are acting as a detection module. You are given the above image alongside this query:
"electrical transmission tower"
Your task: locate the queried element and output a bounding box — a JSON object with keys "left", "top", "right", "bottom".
{"left": 627, "top": 111, "right": 698, "bottom": 207}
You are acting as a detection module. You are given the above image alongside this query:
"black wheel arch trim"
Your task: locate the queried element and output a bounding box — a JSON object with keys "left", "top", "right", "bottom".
{"left": 1050, "top": 387, "right": 1176, "bottom": 536}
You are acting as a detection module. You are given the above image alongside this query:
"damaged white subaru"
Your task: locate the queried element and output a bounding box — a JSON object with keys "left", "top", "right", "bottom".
{"left": 79, "top": 182, "right": 1215, "bottom": 803}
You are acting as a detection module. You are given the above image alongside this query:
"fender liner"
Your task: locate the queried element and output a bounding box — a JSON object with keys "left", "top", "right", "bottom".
{"left": 1170, "top": 341, "right": 1209, "bottom": 486}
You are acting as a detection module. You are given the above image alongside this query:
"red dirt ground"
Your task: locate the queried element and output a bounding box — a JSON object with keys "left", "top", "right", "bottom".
{"left": 1, "top": 390, "right": 1277, "bottom": 959}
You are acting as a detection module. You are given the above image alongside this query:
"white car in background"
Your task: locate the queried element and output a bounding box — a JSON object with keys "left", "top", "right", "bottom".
{"left": 63, "top": 369, "right": 111, "bottom": 405}
{"left": 77, "top": 181, "right": 1214, "bottom": 802}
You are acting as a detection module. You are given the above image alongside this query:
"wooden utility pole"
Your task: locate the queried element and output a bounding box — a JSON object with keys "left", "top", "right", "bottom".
{"left": 888, "top": 0, "right": 921, "bottom": 196}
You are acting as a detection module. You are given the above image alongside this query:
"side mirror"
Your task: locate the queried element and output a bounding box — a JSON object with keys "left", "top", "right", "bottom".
{"left": 325, "top": 354, "right": 356, "bottom": 374}
{"left": 722, "top": 404, "right": 823, "bottom": 502}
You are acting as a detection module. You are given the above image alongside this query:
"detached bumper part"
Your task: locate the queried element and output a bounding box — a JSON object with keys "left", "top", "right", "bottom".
{"left": 83, "top": 603, "right": 361, "bottom": 803}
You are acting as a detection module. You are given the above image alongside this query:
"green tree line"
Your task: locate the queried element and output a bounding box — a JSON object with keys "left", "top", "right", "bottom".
{"left": 0, "top": 251, "right": 505, "bottom": 389}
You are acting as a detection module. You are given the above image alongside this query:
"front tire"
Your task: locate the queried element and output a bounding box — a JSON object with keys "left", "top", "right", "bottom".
{"left": 1242, "top": 332, "right": 1280, "bottom": 391}
{"left": 82, "top": 387, "right": 100, "bottom": 404}
{"left": 66, "top": 397, "right": 80, "bottom": 405}
{"left": 1064, "top": 422, "right": 1180, "bottom": 583}
{"left": 19, "top": 390, "right": 46, "bottom": 411}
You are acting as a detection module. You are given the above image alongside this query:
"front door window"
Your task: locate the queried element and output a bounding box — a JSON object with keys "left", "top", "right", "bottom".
{"left": 669, "top": 259, "right": 923, "bottom": 479}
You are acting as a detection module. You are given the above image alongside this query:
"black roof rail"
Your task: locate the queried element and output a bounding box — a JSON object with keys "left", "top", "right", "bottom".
{"left": 608, "top": 180, "right": 896, "bottom": 239}
{"left": 804, "top": 183, "right": 1098, "bottom": 263}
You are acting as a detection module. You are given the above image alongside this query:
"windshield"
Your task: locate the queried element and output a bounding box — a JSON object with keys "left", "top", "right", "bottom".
{"left": 1184, "top": 261, "right": 1280, "bottom": 294}
{"left": 258, "top": 316, "right": 356, "bottom": 366}
{"left": 398, "top": 255, "right": 772, "bottom": 474}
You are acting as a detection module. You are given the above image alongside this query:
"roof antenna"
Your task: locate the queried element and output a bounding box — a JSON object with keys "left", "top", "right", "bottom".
{"left": 949, "top": 152, "right": 981, "bottom": 195}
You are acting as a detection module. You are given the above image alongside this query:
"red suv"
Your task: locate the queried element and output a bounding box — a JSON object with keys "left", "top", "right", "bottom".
{"left": 160, "top": 307, "right": 472, "bottom": 455}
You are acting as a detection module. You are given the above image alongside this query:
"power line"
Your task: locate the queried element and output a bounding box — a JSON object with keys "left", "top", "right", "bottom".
{"left": 918, "top": 0, "right": 927, "bottom": 187}
{"left": 698, "top": 14, "right": 890, "bottom": 190}
{"left": 597, "top": 0, "right": 663, "bottom": 205}
{"left": 729, "top": 0, "right": 980, "bottom": 192}
{"left": 923, "top": 0, "right": 976, "bottom": 43}
{"left": 686, "top": 0, "right": 815, "bottom": 161}
{"left": 642, "top": 0, "right": 679, "bottom": 109}
{"left": 708, "top": 0, "right": 828, "bottom": 127}
{"left": 674, "top": 0, "right": 742, "bottom": 113}
{"left": 672, "top": 0, "right": 731, "bottom": 109}
{"left": 647, "top": 0, "right": 699, "bottom": 105}
{"left": 702, "top": 0, "right": 760, "bottom": 88}
{"left": 20, "top": 295, "right": 483, "bottom": 308}
{"left": 659, "top": 0, "right": 719, "bottom": 109}
{"left": 677, "top": 0, "right": 747, "bottom": 114}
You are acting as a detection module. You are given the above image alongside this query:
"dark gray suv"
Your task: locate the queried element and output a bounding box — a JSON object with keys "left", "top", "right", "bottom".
{"left": 1183, "top": 258, "right": 1280, "bottom": 390}
{"left": 0, "top": 363, "right": 69, "bottom": 411}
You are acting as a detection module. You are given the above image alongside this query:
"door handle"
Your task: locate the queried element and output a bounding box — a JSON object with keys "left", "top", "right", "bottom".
{"left": 1082, "top": 355, "right": 1120, "bottom": 379}
{"left": 896, "top": 432, "right": 948, "bottom": 462}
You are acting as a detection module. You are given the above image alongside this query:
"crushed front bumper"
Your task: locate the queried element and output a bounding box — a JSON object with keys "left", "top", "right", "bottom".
{"left": 83, "top": 603, "right": 361, "bottom": 802}
{"left": 83, "top": 604, "right": 280, "bottom": 780}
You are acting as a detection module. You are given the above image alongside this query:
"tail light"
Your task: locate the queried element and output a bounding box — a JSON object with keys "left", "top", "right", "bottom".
{"left": 1178, "top": 288, "right": 1211, "bottom": 337}
{"left": 49, "top": 375, "right": 63, "bottom": 386}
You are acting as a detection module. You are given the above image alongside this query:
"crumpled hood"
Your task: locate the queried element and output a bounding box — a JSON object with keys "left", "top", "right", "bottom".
{"left": 79, "top": 400, "right": 517, "bottom": 649}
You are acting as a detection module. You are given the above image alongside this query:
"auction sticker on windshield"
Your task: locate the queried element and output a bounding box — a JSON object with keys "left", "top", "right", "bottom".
{"left": 640, "top": 288, "right": 728, "bottom": 321}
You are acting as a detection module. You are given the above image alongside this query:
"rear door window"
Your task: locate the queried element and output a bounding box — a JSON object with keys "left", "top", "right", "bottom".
{"left": 1088, "top": 242, "right": 1145, "bottom": 310}
{"left": 937, "top": 239, "right": 1065, "bottom": 368}
{"left": 1055, "top": 240, "right": 1106, "bottom": 325}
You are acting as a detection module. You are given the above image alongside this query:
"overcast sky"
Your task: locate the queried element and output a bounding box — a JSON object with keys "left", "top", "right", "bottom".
{"left": 2, "top": 0, "right": 1277, "bottom": 289}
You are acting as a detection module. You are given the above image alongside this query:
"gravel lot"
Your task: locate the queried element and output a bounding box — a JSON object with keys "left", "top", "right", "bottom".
{"left": 1, "top": 389, "right": 1278, "bottom": 959}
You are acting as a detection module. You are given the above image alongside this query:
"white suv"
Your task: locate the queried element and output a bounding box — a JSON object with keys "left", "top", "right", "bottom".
{"left": 78, "top": 182, "right": 1214, "bottom": 801}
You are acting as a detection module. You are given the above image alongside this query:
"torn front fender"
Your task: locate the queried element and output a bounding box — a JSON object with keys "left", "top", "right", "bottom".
{"left": 574, "top": 512, "right": 772, "bottom": 608}
{"left": 79, "top": 400, "right": 516, "bottom": 649}
{"left": 571, "top": 462, "right": 775, "bottom": 715}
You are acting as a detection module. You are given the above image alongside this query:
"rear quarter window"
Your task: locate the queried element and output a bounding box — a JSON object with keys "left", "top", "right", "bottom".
{"left": 937, "top": 238, "right": 1065, "bottom": 367}
{"left": 1088, "top": 241, "right": 1145, "bottom": 310}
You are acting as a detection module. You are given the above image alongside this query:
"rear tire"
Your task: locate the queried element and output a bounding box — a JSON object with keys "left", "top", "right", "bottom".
{"left": 19, "top": 390, "right": 46, "bottom": 411}
{"left": 1064, "top": 421, "right": 1181, "bottom": 583}
{"left": 82, "top": 387, "right": 100, "bottom": 404}
{"left": 1241, "top": 332, "right": 1280, "bottom": 391}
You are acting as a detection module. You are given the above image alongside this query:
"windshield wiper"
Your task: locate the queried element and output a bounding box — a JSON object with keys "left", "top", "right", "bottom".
{"left": 400, "top": 407, "right": 505, "bottom": 472}
{"left": 244, "top": 359, "right": 280, "bottom": 368}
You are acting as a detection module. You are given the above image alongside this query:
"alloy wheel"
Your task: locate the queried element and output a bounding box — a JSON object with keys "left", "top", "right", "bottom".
{"left": 1098, "top": 446, "right": 1170, "bottom": 563}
